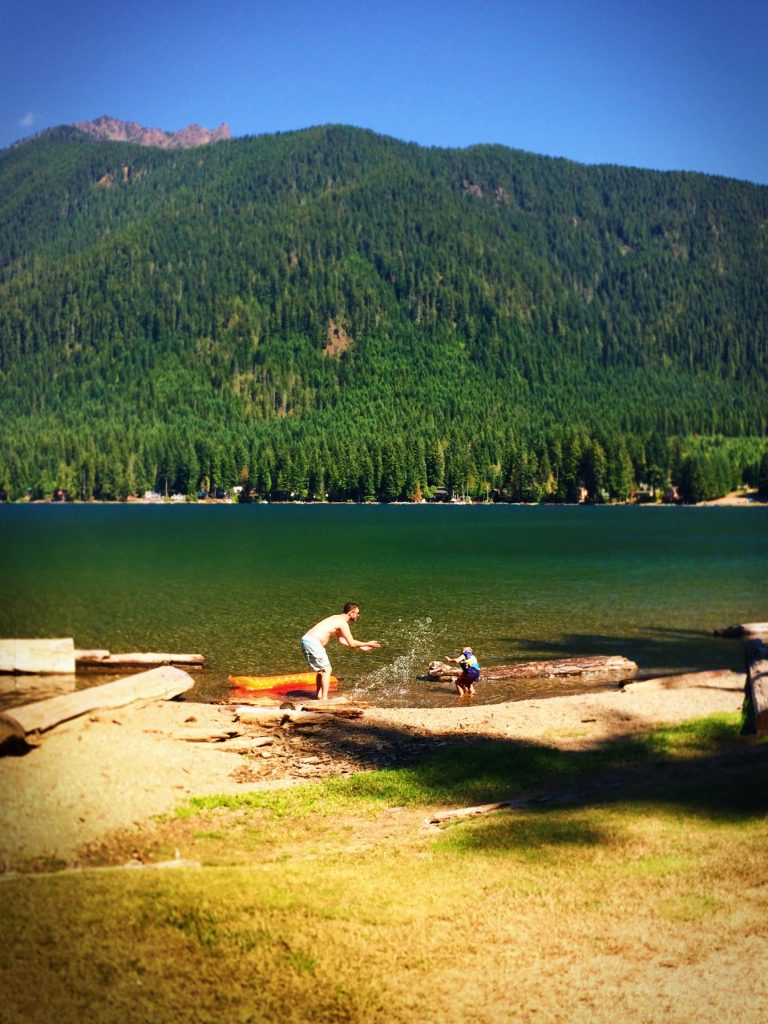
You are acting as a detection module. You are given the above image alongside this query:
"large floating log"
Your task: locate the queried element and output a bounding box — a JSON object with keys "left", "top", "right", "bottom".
{"left": 0, "top": 665, "right": 194, "bottom": 744}
{"left": 742, "top": 640, "right": 768, "bottom": 736}
{"left": 0, "top": 638, "right": 75, "bottom": 675}
{"left": 714, "top": 622, "right": 768, "bottom": 638}
{"left": 75, "top": 650, "right": 205, "bottom": 670}
{"left": 426, "top": 655, "right": 637, "bottom": 683}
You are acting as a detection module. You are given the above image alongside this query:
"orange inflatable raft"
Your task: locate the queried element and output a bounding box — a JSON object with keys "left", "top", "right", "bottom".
{"left": 227, "top": 672, "right": 339, "bottom": 695}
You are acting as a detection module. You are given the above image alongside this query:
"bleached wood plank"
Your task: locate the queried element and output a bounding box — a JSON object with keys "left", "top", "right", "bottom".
{"left": 75, "top": 651, "right": 204, "bottom": 670}
{"left": 0, "top": 638, "right": 76, "bottom": 674}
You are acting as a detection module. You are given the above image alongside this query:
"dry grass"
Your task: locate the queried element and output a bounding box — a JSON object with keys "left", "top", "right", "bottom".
{"left": 1, "top": 716, "right": 767, "bottom": 1024}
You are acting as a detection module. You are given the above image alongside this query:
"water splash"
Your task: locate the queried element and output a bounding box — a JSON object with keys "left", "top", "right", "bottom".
{"left": 351, "top": 617, "right": 441, "bottom": 699}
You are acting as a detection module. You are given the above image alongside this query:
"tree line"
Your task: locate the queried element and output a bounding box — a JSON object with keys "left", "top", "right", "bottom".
{"left": 3, "top": 413, "right": 765, "bottom": 506}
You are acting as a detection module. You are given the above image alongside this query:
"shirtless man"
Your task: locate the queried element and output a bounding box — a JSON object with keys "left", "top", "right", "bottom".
{"left": 300, "top": 602, "right": 381, "bottom": 700}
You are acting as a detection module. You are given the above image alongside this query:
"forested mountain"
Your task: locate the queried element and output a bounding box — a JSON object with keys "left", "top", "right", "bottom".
{"left": 1, "top": 122, "right": 766, "bottom": 502}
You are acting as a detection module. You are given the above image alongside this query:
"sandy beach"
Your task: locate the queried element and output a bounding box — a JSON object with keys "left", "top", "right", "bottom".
{"left": 0, "top": 669, "right": 747, "bottom": 869}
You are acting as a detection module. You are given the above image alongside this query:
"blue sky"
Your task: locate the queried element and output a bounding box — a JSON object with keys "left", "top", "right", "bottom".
{"left": 2, "top": 0, "right": 766, "bottom": 184}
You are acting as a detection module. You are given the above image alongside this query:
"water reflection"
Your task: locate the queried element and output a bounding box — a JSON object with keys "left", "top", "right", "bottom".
{"left": 0, "top": 674, "right": 76, "bottom": 709}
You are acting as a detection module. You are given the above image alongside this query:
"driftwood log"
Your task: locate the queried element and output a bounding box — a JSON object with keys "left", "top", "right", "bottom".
{"left": 209, "top": 735, "right": 274, "bottom": 751}
{"left": 213, "top": 695, "right": 285, "bottom": 707}
{"left": 742, "top": 640, "right": 768, "bottom": 735}
{"left": 714, "top": 622, "right": 768, "bottom": 638}
{"left": 0, "top": 639, "right": 204, "bottom": 674}
{"left": 75, "top": 650, "right": 205, "bottom": 670}
{"left": 426, "top": 655, "right": 637, "bottom": 683}
{"left": 284, "top": 704, "right": 366, "bottom": 719}
{"left": 428, "top": 800, "right": 516, "bottom": 825}
{"left": 234, "top": 703, "right": 365, "bottom": 726}
{"left": 234, "top": 706, "right": 322, "bottom": 726}
{"left": 0, "top": 637, "right": 76, "bottom": 674}
{"left": 0, "top": 665, "right": 194, "bottom": 745}
{"left": 170, "top": 727, "right": 240, "bottom": 743}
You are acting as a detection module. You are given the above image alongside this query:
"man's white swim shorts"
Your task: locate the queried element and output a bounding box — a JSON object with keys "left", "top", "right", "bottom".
{"left": 300, "top": 634, "right": 331, "bottom": 672}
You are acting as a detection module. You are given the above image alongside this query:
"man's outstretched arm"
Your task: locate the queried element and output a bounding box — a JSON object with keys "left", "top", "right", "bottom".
{"left": 337, "top": 623, "right": 380, "bottom": 649}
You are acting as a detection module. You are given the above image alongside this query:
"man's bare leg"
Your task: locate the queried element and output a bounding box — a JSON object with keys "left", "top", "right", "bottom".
{"left": 317, "top": 667, "right": 332, "bottom": 701}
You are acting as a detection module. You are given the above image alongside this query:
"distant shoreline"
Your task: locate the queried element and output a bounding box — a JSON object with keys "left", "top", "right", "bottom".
{"left": 4, "top": 501, "right": 766, "bottom": 509}
{"left": 2, "top": 489, "right": 765, "bottom": 509}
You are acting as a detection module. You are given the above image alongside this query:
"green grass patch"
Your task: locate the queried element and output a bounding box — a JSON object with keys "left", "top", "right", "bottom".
{"left": 178, "top": 713, "right": 749, "bottom": 825}
{"left": 640, "top": 712, "right": 744, "bottom": 755}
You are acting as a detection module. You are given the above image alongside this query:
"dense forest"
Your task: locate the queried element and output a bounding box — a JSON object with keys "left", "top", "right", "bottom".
{"left": 1, "top": 123, "right": 766, "bottom": 503}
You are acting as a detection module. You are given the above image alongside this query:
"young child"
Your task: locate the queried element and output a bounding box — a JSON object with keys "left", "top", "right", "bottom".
{"left": 447, "top": 646, "right": 480, "bottom": 696}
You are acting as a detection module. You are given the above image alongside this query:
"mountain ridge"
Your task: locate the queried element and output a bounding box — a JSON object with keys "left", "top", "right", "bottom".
{"left": 72, "top": 115, "right": 232, "bottom": 149}
{"left": 0, "top": 123, "right": 765, "bottom": 502}
{"left": 8, "top": 115, "right": 232, "bottom": 152}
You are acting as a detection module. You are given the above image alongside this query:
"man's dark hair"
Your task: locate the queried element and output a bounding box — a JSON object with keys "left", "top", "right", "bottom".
{"left": 343, "top": 602, "right": 359, "bottom": 614}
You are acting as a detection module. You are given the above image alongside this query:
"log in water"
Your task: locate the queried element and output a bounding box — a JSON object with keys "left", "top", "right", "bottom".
{"left": 427, "top": 655, "right": 637, "bottom": 683}
{"left": 75, "top": 650, "right": 205, "bottom": 670}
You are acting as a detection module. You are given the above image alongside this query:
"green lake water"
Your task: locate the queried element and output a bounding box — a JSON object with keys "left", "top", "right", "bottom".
{"left": 1, "top": 504, "right": 766, "bottom": 707}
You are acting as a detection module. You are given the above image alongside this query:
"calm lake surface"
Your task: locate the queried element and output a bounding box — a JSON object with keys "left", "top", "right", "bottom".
{"left": 1, "top": 504, "right": 766, "bottom": 708}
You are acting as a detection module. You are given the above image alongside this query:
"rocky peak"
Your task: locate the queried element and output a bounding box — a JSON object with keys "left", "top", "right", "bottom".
{"left": 72, "top": 116, "right": 232, "bottom": 149}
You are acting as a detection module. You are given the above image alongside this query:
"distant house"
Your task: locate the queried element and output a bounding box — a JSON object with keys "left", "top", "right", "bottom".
{"left": 633, "top": 485, "right": 655, "bottom": 504}
{"left": 431, "top": 487, "right": 451, "bottom": 503}
{"left": 663, "top": 486, "right": 681, "bottom": 504}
